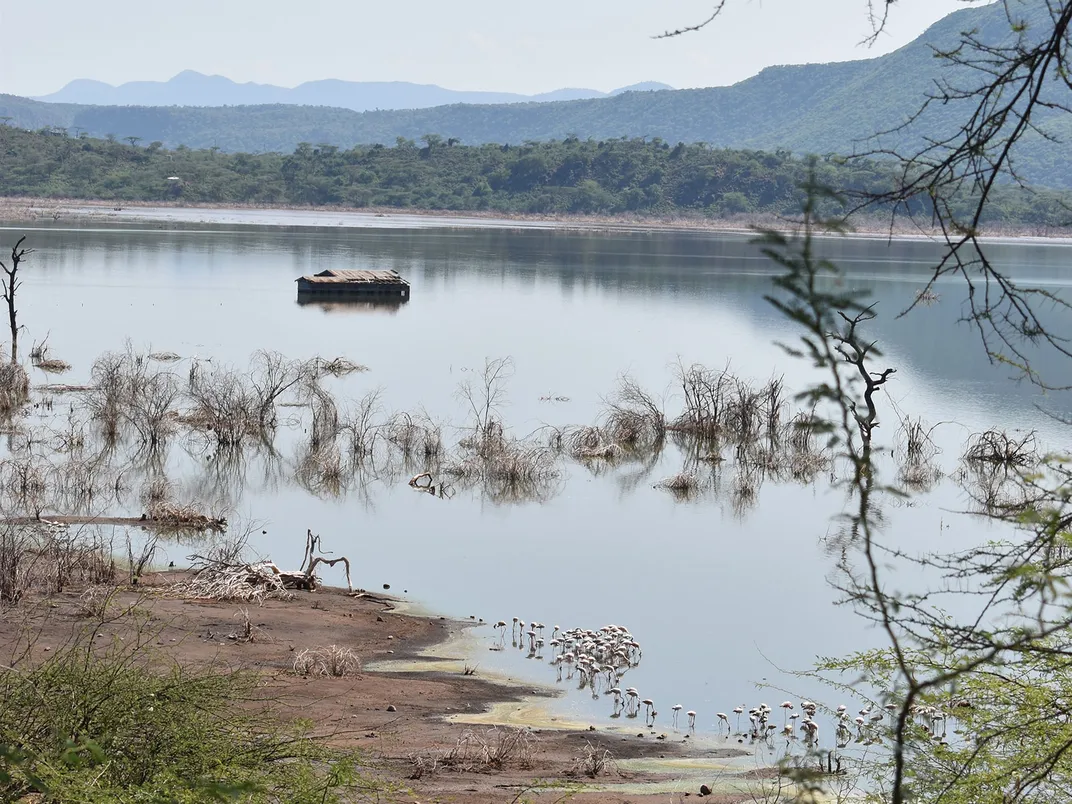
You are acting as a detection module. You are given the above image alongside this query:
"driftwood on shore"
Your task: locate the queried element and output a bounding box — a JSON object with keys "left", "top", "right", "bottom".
{"left": 169, "top": 529, "right": 352, "bottom": 602}
{"left": 0, "top": 513, "right": 227, "bottom": 534}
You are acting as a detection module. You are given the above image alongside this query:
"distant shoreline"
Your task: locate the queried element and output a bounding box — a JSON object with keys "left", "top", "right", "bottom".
{"left": 3, "top": 196, "right": 1071, "bottom": 244}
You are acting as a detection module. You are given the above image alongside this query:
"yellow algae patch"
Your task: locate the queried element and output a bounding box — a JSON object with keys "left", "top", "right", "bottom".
{"left": 450, "top": 698, "right": 590, "bottom": 730}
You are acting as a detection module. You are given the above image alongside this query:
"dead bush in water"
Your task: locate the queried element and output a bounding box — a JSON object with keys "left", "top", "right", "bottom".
{"left": 385, "top": 410, "right": 443, "bottom": 464}
{"left": 895, "top": 415, "right": 944, "bottom": 492}
{"left": 759, "top": 375, "right": 788, "bottom": 442}
{"left": 457, "top": 357, "right": 514, "bottom": 440}
{"left": 313, "top": 356, "right": 368, "bottom": 378}
{"left": 186, "top": 362, "right": 260, "bottom": 448}
{"left": 445, "top": 429, "right": 560, "bottom": 503}
{"left": 341, "top": 389, "right": 383, "bottom": 462}
{"left": 1, "top": 453, "right": 50, "bottom": 518}
{"left": 296, "top": 442, "right": 347, "bottom": 497}
{"left": 0, "top": 361, "right": 29, "bottom": 417}
{"left": 730, "top": 462, "right": 763, "bottom": 518}
{"left": 601, "top": 375, "right": 665, "bottom": 448}
{"left": 557, "top": 425, "right": 623, "bottom": 460}
{"left": 249, "top": 350, "right": 308, "bottom": 430}
{"left": 655, "top": 470, "right": 701, "bottom": 498}
{"left": 301, "top": 375, "right": 341, "bottom": 451}
{"left": 963, "top": 429, "right": 1039, "bottom": 467}
{"left": 138, "top": 474, "right": 224, "bottom": 532}
{"left": 671, "top": 363, "right": 734, "bottom": 439}
{"left": 670, "top": 364, "right": 788, "bottom": 447}
{"left": 87, "top": 346, "right": 179, "bottom": 448}
{"left": 30, "top": 337, "right": 71, "bottom": 374}
{"left": 785, "top": 409, "right": 822, "bottom": 454}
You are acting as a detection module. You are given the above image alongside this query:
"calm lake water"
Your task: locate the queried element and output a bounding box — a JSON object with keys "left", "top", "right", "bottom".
{"left": 4, "top": 214, "right": 1071, "bottom": 743}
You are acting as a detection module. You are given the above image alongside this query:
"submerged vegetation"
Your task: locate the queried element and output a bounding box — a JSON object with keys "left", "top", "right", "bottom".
{"left": 3, "top": 125, "right": 1071, "bottom": 227}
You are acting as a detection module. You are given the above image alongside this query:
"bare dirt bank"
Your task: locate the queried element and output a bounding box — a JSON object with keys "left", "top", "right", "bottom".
{"left": 0, "top": 575, "right": 760, "bottom": 802}
{"left": 3, "top": 195, "right": 1071, "bottom": 243}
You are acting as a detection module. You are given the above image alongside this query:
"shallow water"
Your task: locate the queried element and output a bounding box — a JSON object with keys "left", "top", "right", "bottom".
{"left": 3, "top": 217, "right": 1070, "bottom": 747}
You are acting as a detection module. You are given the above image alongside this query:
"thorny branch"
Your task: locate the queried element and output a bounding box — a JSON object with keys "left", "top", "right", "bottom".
{"left": 768, "top": 177, "right": 1072, "bottom": 803}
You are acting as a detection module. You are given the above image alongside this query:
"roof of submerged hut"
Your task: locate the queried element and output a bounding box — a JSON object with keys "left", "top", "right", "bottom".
{"left": 298, "top": 269, "right": 408, "bottom": 285}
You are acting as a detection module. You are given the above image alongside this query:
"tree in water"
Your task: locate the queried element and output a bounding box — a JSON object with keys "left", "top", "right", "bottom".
{"left": 0, "top": 236, "right": 30, "bottom": 364}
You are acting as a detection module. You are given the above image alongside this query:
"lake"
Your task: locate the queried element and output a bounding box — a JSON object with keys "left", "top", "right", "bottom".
{"left": 4, "top": 213, "right": 1071, "bottom": 745}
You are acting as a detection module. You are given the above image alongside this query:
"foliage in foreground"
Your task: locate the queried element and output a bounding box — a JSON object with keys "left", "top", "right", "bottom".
{"left": 3, "top": 125, "right": 1070, "bottom": 228}
{"left": 762, "top": 177, "right": 1072, "bottom": 803}
{"left": 0, "top": 607, "right": 373, "bottom": 802}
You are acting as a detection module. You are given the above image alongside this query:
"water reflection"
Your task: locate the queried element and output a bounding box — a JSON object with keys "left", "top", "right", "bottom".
{"left": 295, "top": 298, "right": 408, "bottom": 314}
{"left": 3, "top": 220, "right": 1070, "bottom": 743}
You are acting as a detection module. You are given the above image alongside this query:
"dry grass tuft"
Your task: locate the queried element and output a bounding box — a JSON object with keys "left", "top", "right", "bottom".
{"left": 569, "top": 741, "right": 617, "bottom": 779}
{"left": 655, "top": 471, "right": 700, "bottom": 496}
{"left": 292, "top": 645, "right": 362, "bottom": 676}
{"left": 423, "top": 727, "right": 538, "bottom": 773}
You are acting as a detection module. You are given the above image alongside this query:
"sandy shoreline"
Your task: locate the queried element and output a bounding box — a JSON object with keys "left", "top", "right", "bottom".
{"left": 3, "top": 195, "right": 1072, "bottom": 244}
{"left": 0, "top": 575, "right": 762, "bottom": 802}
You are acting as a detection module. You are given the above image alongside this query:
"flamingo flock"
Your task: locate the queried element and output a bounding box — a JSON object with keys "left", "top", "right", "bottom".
{"left": 488, "top": 619, "right": 963, "bottom": 751}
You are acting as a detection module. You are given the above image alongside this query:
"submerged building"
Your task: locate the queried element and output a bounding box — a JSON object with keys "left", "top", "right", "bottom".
{"left": 296, "top": 269, "right": 410, "bottom": 301}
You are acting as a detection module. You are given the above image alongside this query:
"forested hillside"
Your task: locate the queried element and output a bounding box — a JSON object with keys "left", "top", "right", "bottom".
{"left": 2, "top": 2, "right": 1067, "bottom": 186}
{"left": 1, "top": 125, "right": 1066, "bottom": 226}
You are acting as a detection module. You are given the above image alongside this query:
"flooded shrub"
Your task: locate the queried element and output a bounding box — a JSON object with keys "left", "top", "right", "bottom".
{"left": 30, "top": 339, "right": 71, "bottom": 374}
{"left": 655, "top": 470, "right": 700, "bottom": 496}
{"left": 186, "top": 362, "right": 261, "bottom": 447}
{"left": 301, "top": 376, "right": 340, "bottom": 451}
{"left": 313, "top": 355, "right": 368, "bottom": 377}
{"left": 670, "top": 364, "right": 789, "bottom": 447}
{"left": 893, "top": 415, "right": 943, "bottom": 492}
{"left": 601, "top": 375, "right": 665, "bottom": 449}
{"left": 0, "top": 361, "right": 29, "bottom": 416}
{"left": 963, "top": 429, "right": 1039, "bottom": 467}
{"left": 87, "top": 346, "right": 179, "bottom": 447}
{"left": 385, "top": 410, "right": 443, "bottom": 463}
{"left": 671, "top": 363, "right": 735, "bottom": 439}
{"left": 341, "top": 389, "right": 383, "bottom": 461}
{"left": 296, "top": 443, "right": 347, "bottom": 497}
{"left": 558, "top": 425, "right": 623, "bottom": 460}
{"left": 249, "top": 349, "right": 307, "bottom": 429}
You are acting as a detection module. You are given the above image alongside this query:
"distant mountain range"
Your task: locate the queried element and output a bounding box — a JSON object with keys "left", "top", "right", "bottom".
{"left": 1, "top": 1, "right": 1067, "bottom": 186}
{"left": 33, "top": 71, "right": 675, "bottom": 111}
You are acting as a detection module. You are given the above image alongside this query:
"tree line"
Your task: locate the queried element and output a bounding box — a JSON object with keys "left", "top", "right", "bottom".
{"left": 1, "top": 125, "right": 1069, "bottom": 227}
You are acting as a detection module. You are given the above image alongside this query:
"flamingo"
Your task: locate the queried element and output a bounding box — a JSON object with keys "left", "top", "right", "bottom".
{"left": 733, "top": 705, "right": 745, "bottom": 732}
{"left": 687, "top": 710, "right": 697, "bottom": 729}
{"left": 716, "top": 712, "right": 729, "bottom": 733}
{"left": 641, "top": 698, "right": 655, "bottom": 722}
{"left": 672, "top": 704, "right": 683, "bottom": 727}
{"left": 780, "top": 701, "right": 794, "bottom": 725}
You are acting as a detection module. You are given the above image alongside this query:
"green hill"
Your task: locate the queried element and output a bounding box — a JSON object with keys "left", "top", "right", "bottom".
{"left": 2, "top": 2, "right": 1068, "bottom": 183}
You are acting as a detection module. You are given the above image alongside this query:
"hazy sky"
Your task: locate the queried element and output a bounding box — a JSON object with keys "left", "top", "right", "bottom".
{"left": 2, "top": 0, "right": 969, "bottom": 97}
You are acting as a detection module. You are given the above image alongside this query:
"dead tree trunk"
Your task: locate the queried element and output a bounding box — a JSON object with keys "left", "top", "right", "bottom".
{"left": 0, "top": 237, "right": 31, "bottom": 364}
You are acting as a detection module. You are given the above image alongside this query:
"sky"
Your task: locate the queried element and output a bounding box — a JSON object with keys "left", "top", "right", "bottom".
{"left": 1, "top": 0, "right": 970, "bottom": 97}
